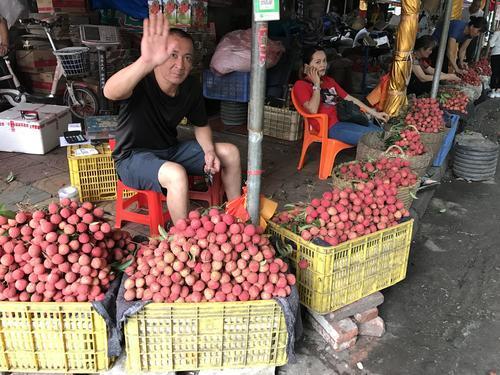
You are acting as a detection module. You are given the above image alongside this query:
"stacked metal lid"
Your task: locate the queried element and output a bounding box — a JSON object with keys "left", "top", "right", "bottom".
{"left": 453, "top": 131, "right": 499, "bottom": 181}
{"left": 220, "top": 101, "right": 248, "bottom": 126}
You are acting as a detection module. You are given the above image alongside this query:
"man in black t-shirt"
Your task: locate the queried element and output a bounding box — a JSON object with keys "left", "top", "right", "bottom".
{"left": 104, "top": 13, "right": 241, "bottom": 224}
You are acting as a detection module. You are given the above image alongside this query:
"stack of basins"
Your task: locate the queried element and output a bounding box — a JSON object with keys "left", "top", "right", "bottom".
{"left": 453, "top": 132, "right": 499, "bottom": 181}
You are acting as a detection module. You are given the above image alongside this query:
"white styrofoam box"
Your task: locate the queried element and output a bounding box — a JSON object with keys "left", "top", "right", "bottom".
{"left": 0, "top": 103, "right": 71, "bottom": 154}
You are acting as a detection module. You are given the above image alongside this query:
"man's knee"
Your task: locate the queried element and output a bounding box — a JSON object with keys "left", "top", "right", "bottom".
{"left": 158, "top": 162, "right": 188, "bottom": 190}
{"left": 216, "top": 143, "right": 240, "bottom": 167}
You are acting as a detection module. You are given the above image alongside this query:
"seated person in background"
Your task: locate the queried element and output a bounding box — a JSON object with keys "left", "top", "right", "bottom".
{"left": 353, "top": 21, "right": 374, "bottom": 47}
{"left": 104, "top": 13, "right": 241, "bottom": 224}
{"left": 461, "top": 0, "right": 484, "bottom": 22}
{"left": 293, "top": 46, "right": 389, "bottom": 146}
{"left": 408, "top": 35, "right": 460, "bottom": 96}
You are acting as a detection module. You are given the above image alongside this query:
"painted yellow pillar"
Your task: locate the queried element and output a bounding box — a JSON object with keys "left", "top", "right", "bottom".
{"left": 383, "top": 0, "right": 421, "bottom": 116}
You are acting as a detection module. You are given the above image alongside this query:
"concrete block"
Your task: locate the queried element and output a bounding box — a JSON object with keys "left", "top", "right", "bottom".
{"left": 358, "top": 316, "right": 386, "bottom": 337}
{"left": 326, "top": 292, "right": 384, "bottom": 322}
{"left": 198, "top": 367, "right": 276, "bottom": 375}
{"left": 353, "top": 307, "right": 379, "bottom": 324}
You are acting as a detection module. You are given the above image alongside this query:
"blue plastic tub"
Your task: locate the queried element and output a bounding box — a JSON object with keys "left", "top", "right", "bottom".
{"left": 203, "top": 70, "right": 250, "bottom": 103}
{"left": 432, "top": 113, "right": 460, "bottom": 167}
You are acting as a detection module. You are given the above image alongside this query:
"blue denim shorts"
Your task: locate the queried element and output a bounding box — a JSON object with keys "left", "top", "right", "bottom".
{"left": 116, "top": 140, "right": 205, "bottom": 193}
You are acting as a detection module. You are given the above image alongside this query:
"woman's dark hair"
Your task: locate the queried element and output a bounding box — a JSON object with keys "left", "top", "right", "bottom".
{"left": 302, "top": 45, "right": 326, "bottom": 65}
{"left": 469, "top": 16, "right": 488, "bottom": 32}
{"left": 414, "top": 35, "right": 437, "bottom": 51}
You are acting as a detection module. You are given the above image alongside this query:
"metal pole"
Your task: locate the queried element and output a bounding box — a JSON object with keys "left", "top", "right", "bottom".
{"left": 431, "top": 0, "right": 454, "bottom": 98}
{"left": 246, "top": 19, "right": 268, "bottom": 225}
{"left": 475, "top": 0, "right": 491, "bottom": 61}
{"left": 485, "top": 0, "right": 498, "bottom": 56}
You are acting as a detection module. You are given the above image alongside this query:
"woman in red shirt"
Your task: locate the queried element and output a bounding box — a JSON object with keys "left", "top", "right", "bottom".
{"left": 293, "top": 46, "right": 389, "bottom": 145}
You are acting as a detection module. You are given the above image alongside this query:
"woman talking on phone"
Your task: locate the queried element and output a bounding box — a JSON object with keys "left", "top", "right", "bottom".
{"left": 293, "top": 46, "right": 390, "bottom": 145}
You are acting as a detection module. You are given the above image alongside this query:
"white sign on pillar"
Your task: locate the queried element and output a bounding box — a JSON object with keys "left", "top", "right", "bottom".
{"left": 253, "top": 0, "right": 280, "bottom": 21}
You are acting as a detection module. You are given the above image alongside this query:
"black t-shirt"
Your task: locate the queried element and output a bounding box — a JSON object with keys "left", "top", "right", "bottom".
{"left": 112, "top": 73, "right": 207, "bottom": 163}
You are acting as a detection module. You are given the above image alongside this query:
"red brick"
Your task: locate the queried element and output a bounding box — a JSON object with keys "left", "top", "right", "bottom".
{"left": 327, "top": 292, "right": 384, "bottom": 321}
{"left": 358, "top": 316, "right": 385, "bottom": 337}
{"left": 330, "top": 318, "right": 359, "bottom": 343}
{"left": 307, "top": 310, "right": 358, "bottom": 350}
{"left": 353, "top": 307, "right": 379, "bottom": 324}
{"left": 333, "top": 336, "right": 357, "bottom": 352}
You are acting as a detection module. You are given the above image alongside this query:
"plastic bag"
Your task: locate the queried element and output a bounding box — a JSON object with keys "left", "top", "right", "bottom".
{"left": 226, "top": 186, "right": 278, "bottom": 229}
{"left": 0, "top": 0, "right": 28, "bottom": 28}
{"left": 210, "top": 29, "right": 285, "bottom": 75}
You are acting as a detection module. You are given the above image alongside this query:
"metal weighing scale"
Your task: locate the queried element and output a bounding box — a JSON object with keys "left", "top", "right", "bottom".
{"left": 79, "top": 25, "right": 120, "bottom": 114}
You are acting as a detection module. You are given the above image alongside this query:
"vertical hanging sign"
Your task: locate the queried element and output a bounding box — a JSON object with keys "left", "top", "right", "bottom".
{"left": 253, "top": 0, "right": 280, "bottom": 21}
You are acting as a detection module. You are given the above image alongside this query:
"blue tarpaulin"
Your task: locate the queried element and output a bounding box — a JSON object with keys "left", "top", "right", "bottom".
{"left": 91, "top": 0, "right": 148, "bottom": 19}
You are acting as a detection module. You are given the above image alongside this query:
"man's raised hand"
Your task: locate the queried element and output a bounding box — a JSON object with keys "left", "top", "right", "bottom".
{"left": 141, "top": 12, "right": 171, "bottom": 69}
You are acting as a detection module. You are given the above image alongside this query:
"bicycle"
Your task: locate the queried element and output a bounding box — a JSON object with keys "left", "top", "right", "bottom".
{"left": 1, "top": 17, "right": 101, "bottom": 119}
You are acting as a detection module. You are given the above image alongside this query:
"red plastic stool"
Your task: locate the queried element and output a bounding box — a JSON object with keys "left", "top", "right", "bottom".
{"left": 115, "top": 181, "right": 171, "bottom": 236}
{"left": 188, "top": 174, "right": 224, "bottom": 206}
{"left": 110, "top": 140, "right": 224, "bottom": 236}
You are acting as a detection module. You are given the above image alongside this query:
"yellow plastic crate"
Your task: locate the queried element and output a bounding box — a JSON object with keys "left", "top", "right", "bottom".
{"left": 0, "top": 302, "right": 109, "bottom": 373}
{"left": 67, "top": 143, "right": 133, "bottom": 202}
{"left": 124, "top": 300, "right": 288, "bottom": 372}
{"left": 267, "top": 220, "right": 413, "bottom": 314}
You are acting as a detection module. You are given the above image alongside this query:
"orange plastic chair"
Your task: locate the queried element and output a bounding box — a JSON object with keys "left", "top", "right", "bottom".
{"left": 291, "top": 89, "right": 354, "bottom": 180}
{"left": 109, "top": 139, "right": 223, "bottom": 236}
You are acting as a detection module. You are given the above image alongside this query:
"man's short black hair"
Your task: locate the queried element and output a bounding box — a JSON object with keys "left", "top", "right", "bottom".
{"left": 169, "top": 28, "right": 194, "bottom": 45}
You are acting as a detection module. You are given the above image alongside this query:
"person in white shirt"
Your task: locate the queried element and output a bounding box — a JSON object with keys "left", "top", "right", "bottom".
{"left": 489, "top": 27, "right": 500, "bottom": 98}
{"left": 462, "top": 0, "right": 484, "bottom": 22}
{"left": 353, "top": 21, "right": 374, "bottom": 47}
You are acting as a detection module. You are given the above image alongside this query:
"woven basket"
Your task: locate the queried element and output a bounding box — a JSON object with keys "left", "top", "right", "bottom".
{"left": 332, "top": 161, "right": 419, "bottom": 209}
{"left": 263, "top": 105, "right": 303, "bottom": 141}
{"left": 440, "top": 84, "right": 475, "bottom": 102}
{"left": 356, "top": 132, "right": 432, "bottom": 177}
{"left": 419, "top": 129, "right": 447, "bottom": 160}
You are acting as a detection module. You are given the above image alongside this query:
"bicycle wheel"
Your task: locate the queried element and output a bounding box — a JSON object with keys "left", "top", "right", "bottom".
{"left": 63, "top": 85, "right": 99, "bottom": 119}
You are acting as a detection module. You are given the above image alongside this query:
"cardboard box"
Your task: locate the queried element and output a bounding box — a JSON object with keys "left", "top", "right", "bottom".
{"left": 37, "top": 0, "right": 88, "bottom": 13}
{"left": 21, "top": 72, "right": 65, "bottom": 95}
{"left": 67, "top": 12, "right": 100, "bottom": 25}
{"left": 16, "top": 49, "right": 57, "bottom": 73}
{"left": 0, "top": 104, "right": 71, "bottom": 154}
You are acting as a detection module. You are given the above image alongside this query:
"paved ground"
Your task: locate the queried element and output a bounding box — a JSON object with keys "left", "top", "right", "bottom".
{"left": 1, "top": 99, "right": 499, "bottom": 375}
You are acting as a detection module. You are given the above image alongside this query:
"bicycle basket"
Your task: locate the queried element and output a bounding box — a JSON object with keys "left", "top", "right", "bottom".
{"left": 53, "top": 47, "right": 90, "bottom": 77}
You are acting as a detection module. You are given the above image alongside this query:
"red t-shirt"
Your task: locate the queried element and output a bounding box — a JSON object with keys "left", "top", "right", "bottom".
{"left": 293, "top": 76, "right": 348, "bottom": 132}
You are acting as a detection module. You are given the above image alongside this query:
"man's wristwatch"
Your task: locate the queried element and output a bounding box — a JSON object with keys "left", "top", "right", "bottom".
{"left": 312, "top": 84, "right": 321, "bottom": 91}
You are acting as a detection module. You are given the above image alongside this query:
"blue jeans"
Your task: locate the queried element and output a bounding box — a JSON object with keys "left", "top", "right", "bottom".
{"left": 115, "top": 140, "right": 205, "bottom": 193}
{"left": 328, "top": 121, "right": 383, "bottom": 145}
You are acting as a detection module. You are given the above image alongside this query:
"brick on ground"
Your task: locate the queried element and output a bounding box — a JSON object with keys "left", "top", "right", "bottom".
{"left": 307, "top": 309, "right": 358, "bottom": 351}
{"left": 332, "top": 336, "right": 357, "bottom": 351}
{"left": 358, "top": 316, "right": 386, "bottom": 337}
{"left": 326, "top": 292, "right": 384, "bottom": 322}
{"left": 353, "top": 307, "right": 379, "bottom": 324}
